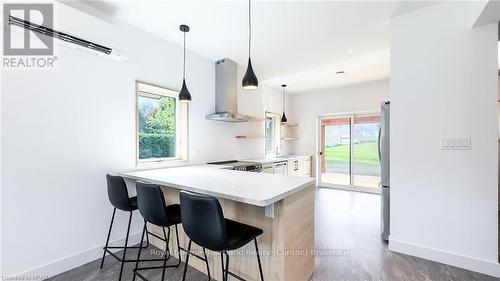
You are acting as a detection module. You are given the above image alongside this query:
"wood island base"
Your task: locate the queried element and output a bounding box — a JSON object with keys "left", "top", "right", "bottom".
{"left": 146, "top": 185, "right": 315, "bottom": 281}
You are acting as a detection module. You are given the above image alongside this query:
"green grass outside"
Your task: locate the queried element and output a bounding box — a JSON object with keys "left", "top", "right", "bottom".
{"left": 325, "top": 142, "right": 379, "bottom": 166}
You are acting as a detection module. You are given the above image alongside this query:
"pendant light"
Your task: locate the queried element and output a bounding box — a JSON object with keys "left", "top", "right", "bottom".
{"left": 242, "top": 0, "right": 258, "bottom": 89}
{"left": 179, "top": 24, "right": 191, "bottom": 103}
{"left": 281, "top": 84, "right": 288, "bottom": 124}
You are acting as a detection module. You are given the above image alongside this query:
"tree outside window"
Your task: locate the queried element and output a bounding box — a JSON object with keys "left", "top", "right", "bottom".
{"left": 136, "top": 81, "right": 187, "bottom": 164}
{"left": 138, "top": 95, "right": 176, "bottom": 159}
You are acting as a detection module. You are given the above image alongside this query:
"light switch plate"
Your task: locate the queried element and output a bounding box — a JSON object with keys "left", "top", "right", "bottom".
{"left": 441, "top": 137, "right": 471, "bottom": 150}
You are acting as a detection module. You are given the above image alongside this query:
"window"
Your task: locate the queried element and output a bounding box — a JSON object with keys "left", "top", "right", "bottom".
{"left": 265, "top": 112, "right": 281, "bottom": 155}
{"left": 136, "top": 81, "right": 188, "bottom": 164}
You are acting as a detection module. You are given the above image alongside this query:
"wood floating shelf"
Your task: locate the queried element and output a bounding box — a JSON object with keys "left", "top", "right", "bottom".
{"left": 281, "top": 137, "right": 298, "bottom": 141}
{"left": 235, "top": 135, "right": 267, "bottom": 139}
{"left": 281, "top": 122, "right": 299, "bottom": 127}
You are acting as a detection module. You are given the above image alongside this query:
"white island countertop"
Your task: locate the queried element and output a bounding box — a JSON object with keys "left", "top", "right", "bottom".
{"left": 119, "top": 166, "right": 315, "bottom": 207}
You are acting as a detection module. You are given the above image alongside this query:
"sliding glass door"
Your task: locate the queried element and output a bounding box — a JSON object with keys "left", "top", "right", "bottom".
{"left": 319, "top": 114, "right": 381, "bottom": 192}
{"left": 352, "top": 115, "right": 381, "bottom": 188}
{"left": 320, "top": 117, "right": 351, "bottom": 186}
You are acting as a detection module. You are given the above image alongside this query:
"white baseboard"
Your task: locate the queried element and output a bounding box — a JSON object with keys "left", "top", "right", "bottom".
{"left": 10, "top": 231, "right": 143, "bottom": 280}
{"left": 389, "top": 238, "right": 500, "bottom": 278}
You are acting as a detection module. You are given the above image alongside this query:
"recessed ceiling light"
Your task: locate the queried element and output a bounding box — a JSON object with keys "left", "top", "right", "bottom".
{"left": 336, "top": 71, "right": 345, "bottom": 75}
{"left": 347, "top": 50, "right": 353, "bottom": 54}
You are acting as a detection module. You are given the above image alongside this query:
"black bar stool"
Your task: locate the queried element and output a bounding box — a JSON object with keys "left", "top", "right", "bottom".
{"left": 180, "top": 190, "right": 265, "bottom": 281}
{"left": 100, "top": 174, "right": 150, "bottom": 281}
{"left": 133, "top": 182, "right": 211, "bottom": 281}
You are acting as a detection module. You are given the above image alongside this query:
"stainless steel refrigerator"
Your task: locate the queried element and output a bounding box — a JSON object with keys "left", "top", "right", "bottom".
{"left": 379, "top": 101, "right": 390, "bottom": 241}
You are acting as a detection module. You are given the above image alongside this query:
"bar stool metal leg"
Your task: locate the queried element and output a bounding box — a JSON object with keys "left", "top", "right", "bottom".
{"left": 180, "top": 240, "right": 211, "bottom": 281}
{"left": 100, "top": 207, "right": 116, "bottom": 269}
{"left": 160, "top": 227, "right": 170, "bottom": 281}
{"left": 101, "top": 209, "right": 150, "bottom": 271}
{"left": 220, "top": 252, "right": 225, "bottom": 281}
{"left": 202, "top": 247, "right": 211, "bottom": 279}
{"left": 144, "top": 223, "right": 150, "bottom": 248}
{"left": 174, "top": 224, "right": 182, "bottom": 266}
{"left": 220, "top": 252, "right": 230, "bottom": 281}
{"left": 132, "top": 222, "right": 147, "bottom": 281}
{"left": 254, "top": 238, "right": 264, "bottom": 281}
{"left": 181, "top": 240, "right": 192, "bottom": 281}
{"left": 118, "top": 211, "right": 133, "bottom": 281}
{"left": 220, "top": 253, "right": 225, "bottom": 281}
{"left": 223, "top": 251, "right": 229, "bottom": 281}
{"left": 133, "top": 225, "right": 186, "bottom": 281}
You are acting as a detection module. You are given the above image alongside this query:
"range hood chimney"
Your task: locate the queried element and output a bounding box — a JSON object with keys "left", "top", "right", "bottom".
{"left": 206, "top": 58, "right": 262, "bottom": 122}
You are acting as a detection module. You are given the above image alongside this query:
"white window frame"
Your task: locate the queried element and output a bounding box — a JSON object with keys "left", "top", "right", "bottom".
{"left": 135, "top": 81, "right": 188, "bottom": 165}
{"left": 265, "top": 111, "right": 281, "bottom": 156}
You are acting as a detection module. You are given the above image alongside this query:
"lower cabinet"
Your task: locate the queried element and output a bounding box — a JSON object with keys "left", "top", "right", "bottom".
{"left": 262, "top": 163, "right": 274, "bottom": 174}
{"left": 288, "top": 160, "right": 298, "bottom": 176}
{"left": 301, "top": 158, "right": 312, "bottom": 177}
{"left": 288, "top": 157, "right": 311, "bottom": 177}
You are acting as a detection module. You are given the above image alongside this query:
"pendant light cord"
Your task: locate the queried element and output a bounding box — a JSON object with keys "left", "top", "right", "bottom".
{"left": 282, "top": 87, "right": 285, "bottom": 111}
{"left": 183, "top": 31, "right": 186, "bottom": 79}
{"left": 248, "top": 0, "right": 251, "bottom": 58}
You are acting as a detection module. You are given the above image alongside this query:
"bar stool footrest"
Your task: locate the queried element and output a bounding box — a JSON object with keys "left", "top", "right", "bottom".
{"left": 225, "top": 270, "right": 248, "bottom": 281}
{"left": 133, "top": 262, "right": 181, "bottom": 281}
{"left": 104, "top": 249, "right": 167, "bottom": 263}
{"left": 102, "top": 230, "right": 154, "bottom": 264}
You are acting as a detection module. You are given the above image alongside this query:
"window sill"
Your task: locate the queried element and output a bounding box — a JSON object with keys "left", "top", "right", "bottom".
{"left": 135, "top": 159, "right": 189, "bottom": 170}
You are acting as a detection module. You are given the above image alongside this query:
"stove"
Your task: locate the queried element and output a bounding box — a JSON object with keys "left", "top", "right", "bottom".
{"left": 207, "top": 160, "right": 263, "bottom": 172}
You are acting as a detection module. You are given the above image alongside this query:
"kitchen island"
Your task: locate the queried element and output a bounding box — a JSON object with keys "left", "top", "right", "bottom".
{"left": 120, "top": 166, "right": 315, "bottom": 281}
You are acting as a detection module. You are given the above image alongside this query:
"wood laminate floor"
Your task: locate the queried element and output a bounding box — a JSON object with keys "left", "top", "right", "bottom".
{"left": 48, "top": 187, "right": 498, "bottom": 281}
{"left": 312, "top": 188, "right": 498, "bottom": 281}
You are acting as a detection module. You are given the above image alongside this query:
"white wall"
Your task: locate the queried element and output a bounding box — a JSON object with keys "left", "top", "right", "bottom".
{"left": 288, "top": 79, "right": 389, "bottom": 176}
{"left": 1, "top": 2, "right": 276, "bottom": 277}
{"left": 390, "top": 1, "right": 500, "bottom": 277}
{"left": 0, "top": 34, "right": 3, "bottom": 279}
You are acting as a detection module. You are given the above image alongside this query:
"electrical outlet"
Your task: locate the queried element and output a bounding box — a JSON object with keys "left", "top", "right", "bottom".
{"left": 441, "top": 137, "right": 471, "bottom": 150}
{"left": 265, "top": 204, "right": 275, "bottom": 218}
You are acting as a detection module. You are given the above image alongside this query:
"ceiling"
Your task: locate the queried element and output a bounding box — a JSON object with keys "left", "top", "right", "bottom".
{"left": 67, "top": 1, "right": 439, "bottom": 94}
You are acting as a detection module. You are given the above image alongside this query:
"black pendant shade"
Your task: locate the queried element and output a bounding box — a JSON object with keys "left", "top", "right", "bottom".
{"left": 281, "top": 84, "right": 287, "bottom": 124}
{"left": 179, "top": 78, "right": 191, "bottom": 103}
{"left": 179, "top": 24, "right": 191, "bottom": 103}
{"left": 281, "top": 112, "right": 288, "bottom": 123}
{"left": 242, "top": 58, "right": 258, "bottom": 89}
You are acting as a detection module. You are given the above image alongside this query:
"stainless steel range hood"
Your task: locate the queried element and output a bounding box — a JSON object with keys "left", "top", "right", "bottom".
{"left": 205, "top": 58, "right": 263, "bottom": 122}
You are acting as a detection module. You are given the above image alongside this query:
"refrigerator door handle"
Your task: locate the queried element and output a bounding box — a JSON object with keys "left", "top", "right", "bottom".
{"left": 378, "top": 125, "right": 382, "bottom": 161}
